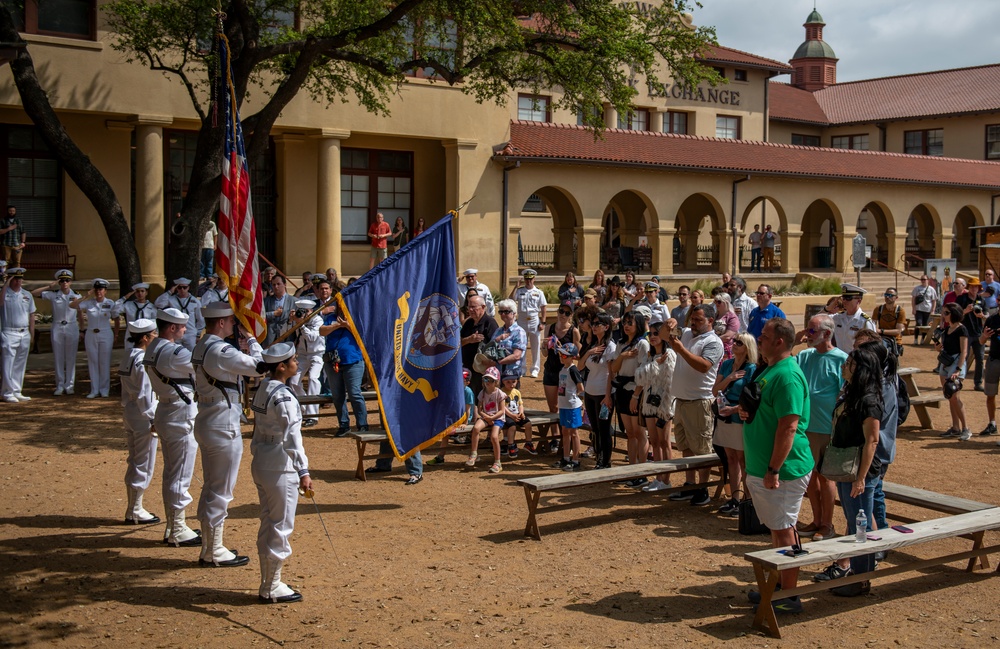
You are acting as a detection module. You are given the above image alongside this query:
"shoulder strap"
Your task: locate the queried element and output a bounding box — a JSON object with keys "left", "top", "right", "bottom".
{"left": 251, "top": 381, "right": 287, "bottom": 415}
{"left": 144, "top": 342, "right": 193, "bottom": 404}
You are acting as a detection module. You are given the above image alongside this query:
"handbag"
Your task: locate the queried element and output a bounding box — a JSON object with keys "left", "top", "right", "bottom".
{"left": 738, "top": 381, "right": 763, "bottom": 424}
{"left": 738, "top": 496, "right": 770, "bottom": 535}
{"left": 818, "top": 443, "right": 863, "bottom": 482}
{"left": 936, "top": 350, "right": 958, "bottom": 368}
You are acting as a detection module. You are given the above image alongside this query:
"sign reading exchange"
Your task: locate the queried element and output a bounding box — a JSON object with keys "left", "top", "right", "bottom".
{"left": 651, "top": 83, "right": 741, "bottom": 106}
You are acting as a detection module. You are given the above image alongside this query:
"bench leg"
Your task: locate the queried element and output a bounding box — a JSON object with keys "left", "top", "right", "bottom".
{"left": 523, "top": 486, "right": 542, "bottom": 540}
{"left": 914, "top": 405, "right": 933, "bottom": 430}
{"left": 750, "top": 563, "right": 782, "bottom": 639}
{"left": 967, "top": 531, "right": 990, "bottom": 572}
{"left": 355, "top": 440, "right": 367, "bottom": 482}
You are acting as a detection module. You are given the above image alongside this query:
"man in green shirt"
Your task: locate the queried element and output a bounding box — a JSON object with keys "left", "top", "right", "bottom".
{"left": 741, "top": 318, "right": 814, "bottom": 615}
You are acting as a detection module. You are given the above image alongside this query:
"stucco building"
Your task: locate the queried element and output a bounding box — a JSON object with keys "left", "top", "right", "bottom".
{"left": 1, "top": 5, "right": 999, "bottom": 290}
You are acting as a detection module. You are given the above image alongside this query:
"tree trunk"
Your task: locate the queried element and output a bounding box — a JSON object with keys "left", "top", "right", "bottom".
{"left": 0, "top": 8, "right": 142, "bottom": 288}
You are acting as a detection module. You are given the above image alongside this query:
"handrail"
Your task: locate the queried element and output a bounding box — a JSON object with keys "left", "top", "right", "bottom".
{"left": 869, "top": 257, "right": 923, "bottom": 290}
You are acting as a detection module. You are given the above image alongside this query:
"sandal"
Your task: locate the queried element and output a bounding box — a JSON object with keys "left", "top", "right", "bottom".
{"left": 488, "top": 462, "right": 503, "bottom": 474}
{"left": 465, "top": 454, "right": 478, "bottom": 467}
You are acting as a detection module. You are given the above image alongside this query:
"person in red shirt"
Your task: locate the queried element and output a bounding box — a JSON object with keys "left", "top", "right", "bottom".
{"left": 368, "top": 212, "right": 392, "bottom": 269}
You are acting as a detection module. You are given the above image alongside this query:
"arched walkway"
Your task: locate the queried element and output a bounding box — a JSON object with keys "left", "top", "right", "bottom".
{"left": 905, "top": 203, "right": 941, "bottom": 261}
{"left": 740, "top": 196, "right": 787, "bottom": 272}
{"left": 856, "top": 201, "right": 893, "bottom": 267}
{"left": 952, "top": 205, "right": 983, "bottom": 267}
{"left": 516, "top": 186, "right": 582, "bottom": 270}
{"left": 800, "top": 199, "right": 844, "bottom": 270}
{"left": 674, "top": 192, "right": 725, "bottom": 272}
{"left": 602, "top": 190, "right": 656, "bottom": 270}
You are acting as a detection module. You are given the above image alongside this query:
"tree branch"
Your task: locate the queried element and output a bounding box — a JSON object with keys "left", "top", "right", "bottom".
{"left": 149, "top": 53, "right": 207, "bottom": 121}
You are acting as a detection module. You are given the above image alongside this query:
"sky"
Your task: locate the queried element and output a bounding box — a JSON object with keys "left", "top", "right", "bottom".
{"left": 689, "top": 0, "right": 1000, "bottom": 82}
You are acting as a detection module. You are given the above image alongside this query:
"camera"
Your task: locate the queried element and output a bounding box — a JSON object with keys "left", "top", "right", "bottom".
{"left": 974, "top": 305, "right": 983, "bottom": 314}
{"left": 295, "top": 308, "right": 309, "bottom": 318}
{"left": 646, "top": 393, "right": 662, "bottom": 407}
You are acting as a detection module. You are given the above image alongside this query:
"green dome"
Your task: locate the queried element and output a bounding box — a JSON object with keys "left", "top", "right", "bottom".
{"left": 793, "top": 39, "right": 837, "bottom": 59}
{"left": 804, "top": 9, "right": 825, "bottom": 25}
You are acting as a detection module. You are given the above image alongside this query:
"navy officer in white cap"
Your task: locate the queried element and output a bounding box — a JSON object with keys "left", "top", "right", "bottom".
{"left": 289, "top": 298, "right": 324, "bottom": 427}
{"left": 509, "top": 268, "right": 547, "bottom": 378}
{"left": 144, "top": 307, "right": 201, "bottom": 547}
{"left": 31, "top": 269, "right": 81, "bottom": 395}
{"left": 1, "top": 267, "right": 35, "bottom": 403}
{"left": 119, "top": 318, "right": 160, "bottom": 525}
{"left": 155, "top": 277, "right": 205, "bottom": 351}
{"left": 460, "top": 268, "right": 495, "bottom": 317}
{"left": 70, "top": 278, "right": 122, "bottom": 398}
{"left": 192, "top": 301, "right": 265, "bottom": 567}
{"left": 833, "top": 283, "right": 876, "bottom": 354}
{"left": 251, "top": 342, "right": 310, "bottom": 604}
{"left": 116, "top": 282, "right": 155, "bottom": 350}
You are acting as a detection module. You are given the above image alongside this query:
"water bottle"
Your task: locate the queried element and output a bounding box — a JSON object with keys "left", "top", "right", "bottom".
{"left": 599, "top": 403, "right": 611, "bottom": 420}
{"left": 855, "top": 509, "right": 868, "bottom": 543}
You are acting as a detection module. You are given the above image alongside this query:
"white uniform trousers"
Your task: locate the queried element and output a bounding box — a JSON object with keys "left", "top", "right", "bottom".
{"left": 194, "top": 398, "right": 243, "bottom": 528}
{"left": 51, "top": 323, "right": 79, "bottom": 391}
{"left": 85, "top": 328, "right": 114, "bottom": 396}
{"left": 290, "top": 354, "right": 323, "bottom": 417}
{"left": 1, "top": 329, "right": 30, "bottom": 398}
{"left": 155, "top": 400, "right": 198, "bottom": 512}
{"left": 519, "top": 315, "right": 541, "bottom": 376}
{"left": 252, "top": 464, "right": 299, "bottom": 562}
{"left": 124, "top": 414, "right": 158, "bottom": 491}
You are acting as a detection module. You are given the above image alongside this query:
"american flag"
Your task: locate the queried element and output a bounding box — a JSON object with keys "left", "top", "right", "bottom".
{"left": 215, "top": 32, "right": 266, "bottom": 342}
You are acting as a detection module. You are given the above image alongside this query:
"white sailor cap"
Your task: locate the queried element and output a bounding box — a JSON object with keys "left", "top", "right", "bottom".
{"left": 127, "top": 318, "right": 157, "bottom": 334}
{"left": 295, "top": 299, "right": 315, "bottom": 310}
{"left": 202, "top": 301, "right": 234, "bottom": 318}
{"left": 522, "top": 268, "right": 537, "bottom": 278}
{"left": 55, "top": 269, "right": 73, "bottom": 281}
{"left": 840, "top": 283, "right": 866, "bottom": 298}
{"left": 173, "top": 277, "right": 192, "bottom": 287}
{"left": 462, "top": 268, "right": 478, "bottom": 277}
{"left": 131, "top": 282, "right": 150, "bottom": 291}
{"left": 7, "top": 267, "right": 25, "bottom": 278}
{"left": 262, "top": 342, "right": 295, "bottom": 364}
{"left": 93, "top": 278, "right": 110, "bottom": 289}
{"left": 157, "top": 307, "right": 189, "bottom": 324}
{"left": 0, "top": 260, "right": 6, "bottom": 268}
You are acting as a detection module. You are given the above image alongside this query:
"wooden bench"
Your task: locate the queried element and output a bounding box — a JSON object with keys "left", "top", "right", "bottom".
{"left": 880, "top": 481, "right": 996, "bottom": 520}
{"left": 21, "top": 242, "right": 76, "bottom": 273}
{"left": 347, "top": 409, "right": 561, "bottom": 481}
{"left": 897, "top": 366, "right": 946, "bottom": 429}
{"left": 745, "top": 508, "right": 1000, "bottom": 638}
{"left": 297, "top": 390, "right": 379, "bottom": 417}
{"left": 517, "top": 454, "right": 724, "bottom": 540}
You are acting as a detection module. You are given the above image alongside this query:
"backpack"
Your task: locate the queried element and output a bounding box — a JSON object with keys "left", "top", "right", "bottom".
{"left": 896, "top": 375, "right": 911, "bottom": 425}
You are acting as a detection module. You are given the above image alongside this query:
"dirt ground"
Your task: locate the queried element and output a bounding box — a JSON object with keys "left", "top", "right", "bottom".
{"left": 1, "top": 340, "right": 999, "bottom": 648}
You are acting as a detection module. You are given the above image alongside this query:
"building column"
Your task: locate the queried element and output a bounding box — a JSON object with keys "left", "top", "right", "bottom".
{"left": 938, "top": 229, "right": 955, "bottom": 260}
{"left": 649, "top": 227, "right": 675, "bottom": 276}
{"left": 575, "top": 224, "right": 604, "bottom": 277}
{"left": 313, "top": 129, "right": 350, "bottom": 273}
{"left": 554, "top": 226, "right": 576, "bottom": 270}
{"left": 131, "top": 115, "right": 172, "bottom": 286}
{"left": 888, "top": 231, "right": 909, "bottom": 271}
{"left": 781, "top": 230, "right": 802, "bottom": 274}
{"left": 603, "top": 103, "right": 618, "bottom": 129}
{"left": 649, "top": 108, "right": 664, "bottom": 133}
{"left": 714, "top": 229, "right": 732, "bottom": 274}
{"left": 836, "top": 227, "right": 858, "bottom": 274}
{"left": 678, "top": 229, "right": 699, "bottom": 270}
{"left": 443, "top": 139, "right": 479, "bottom": 282}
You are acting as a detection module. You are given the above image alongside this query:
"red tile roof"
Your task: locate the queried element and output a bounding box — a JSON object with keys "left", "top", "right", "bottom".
{"left": 768, "top": 82, "right": 829, "bottom": 124}
{"left": 499, "top": 121, "right": 1000, "bottom": 190}
{"left": 771, "top": 64, "right": 1000, "bottom": 125}
{"left": 698, "top": 45, "right": 793, "bottom": 73}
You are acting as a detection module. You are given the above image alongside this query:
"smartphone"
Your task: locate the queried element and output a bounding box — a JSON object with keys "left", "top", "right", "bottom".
{"left": 891, "top": 525, "right": 914, "bottom": 533}
{"left": 867, "top": 534, "right": 882, "bottom": 541}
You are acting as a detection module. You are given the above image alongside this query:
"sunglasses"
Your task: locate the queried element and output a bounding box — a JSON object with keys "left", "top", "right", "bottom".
{"left": 58, "top": 279, "right": 70, "bottom": 283}
{"left": 733, "top": 340, "right": 745, "bottom": 347}
{"left": 884, "top": 293, "right": 897, "bottom": 298}
{"left": 645, "top": 289, "right": 656, "bottom": 293}
{"left": 842, "top": 296, "right": 859, "bottom": 301}
{"left": 755, "top": 291, "right": 768, "bottom": 296}
{"left": 678, "top": 292, "right": 689, "bottom": 297}
{"left": 558, "top": 310, "right": 572, "bottom": 316}
{"left": 483, "top": 377, "right": 497, "bottom": 383}
{"left": 498, "top": 309, "right": 512, "bottom": 315}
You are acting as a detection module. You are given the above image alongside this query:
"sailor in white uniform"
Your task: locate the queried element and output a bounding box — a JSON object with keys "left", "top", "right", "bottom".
{"left": 460, "top": 268, "right": 495, "bottom": 317}
{"left": 251, "top": 342, "right": 310, "bottom": 604}
{"left": 288, "top": 298, "right": 324, "bottom": 427}
{"left": 71, "top": 278, "right": 123, "bottom": 398}
{"left": 155, "top": 277, "right": 205, "bottom": 351}
{"left": 509, "top": 268, "right": 547, "bottom": 378}
{"left": 119, "top": 318, "right": 160, "bottom": 525}
{"left": 145, "top": 307, "right": 201, "bottom": 547}
{"left": 192, "top": 301, "right": 265, "bottom": 567}
{"left": 832, "top": 283, "right": 877, "bottom": 354}
{"left": 117, "top": 282, "right": 155, "bottom": 351}
{"left": 200, "top": 274, "right": 229, "bottom": 306}
{"left": 1, "top": 267, "right": 35, "bottom": 403}
{"left": 31, "top": 269, "right": 81, "bottom": 394}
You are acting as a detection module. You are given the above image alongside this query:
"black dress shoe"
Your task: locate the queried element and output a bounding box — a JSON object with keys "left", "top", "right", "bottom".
{"left": 259, "top": 591, "right": 303, "bottom": 604}
{"left": 125, "top": 514, "right": 161, "bottom": 525}
{"left": 165, "top": 531, "right": 202, "bottom": 547}
{"left": 199, "top": 551, "right": 250, "bottom": 567}
{"left": 365, "top": 466, "right": 391, "bottom": 474}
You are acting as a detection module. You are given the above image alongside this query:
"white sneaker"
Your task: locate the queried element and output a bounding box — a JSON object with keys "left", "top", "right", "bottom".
{"left": 65, "top": 387, "right": 74, "bottom": 395}
{"left": 3, "top": 396, "right": 19, "bottom": 403}
{"left": 958, "top": 428, "right": 972, "bottom": 441}
{"left": 53, "top": 388, "right": 64, "bottom": 396}
{"left": 529, "top": 371, "right": 539, "bottom": 378}
{"left": 86, "top": 393, "right": 99, "bottom": 399}
{"left": 15, "top": 394, "right": 30, "bottom": 402}
{"left": 642, "top": 479, "right": 669, "bottom": 492}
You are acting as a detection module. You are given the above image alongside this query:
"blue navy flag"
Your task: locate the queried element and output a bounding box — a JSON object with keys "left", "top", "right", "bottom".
{"left": 335, "top": 213, "right": 466, "bottom": 459}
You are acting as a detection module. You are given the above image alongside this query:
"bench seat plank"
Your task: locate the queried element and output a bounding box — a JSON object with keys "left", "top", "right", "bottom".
{"left": 519, "top": 454, "right": 721, "bottom": 492}
{"left": 880, "top": 481, "right": 996, "bottom": 515}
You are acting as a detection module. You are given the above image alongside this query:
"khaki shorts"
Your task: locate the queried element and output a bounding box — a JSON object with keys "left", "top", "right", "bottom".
{"left": 370, "top": 246, "right": 388, "bottom": 260}
{"left": 673, "top": 398, "right": 714, "bottom": 455}
{"left": 806, "top": 431, "right": 829, "bottom": 466}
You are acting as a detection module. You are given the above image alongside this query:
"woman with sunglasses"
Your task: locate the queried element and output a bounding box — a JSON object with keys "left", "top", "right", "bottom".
{"left": 32, "top": 269, "right": 82, "bottom": 395}
{"left": 935, "top": 303, "right": 970, "bottom": 439}
{"left": 712, "top": 332, "right": 757, "bottom": 515}
{"left": 635, "top": 321, "right": 676, "bottom": 490}
{"left": 540, "top": 301, "right": 580, "bottom": 454}
{"left": 602, "top": 279, "right": 628, "bottom": 341}
{"left": 712, "top": 293, "right": 741, "bottom": 360}
{"left": 610, "top": 309, "right": 650, "bottom": 486}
